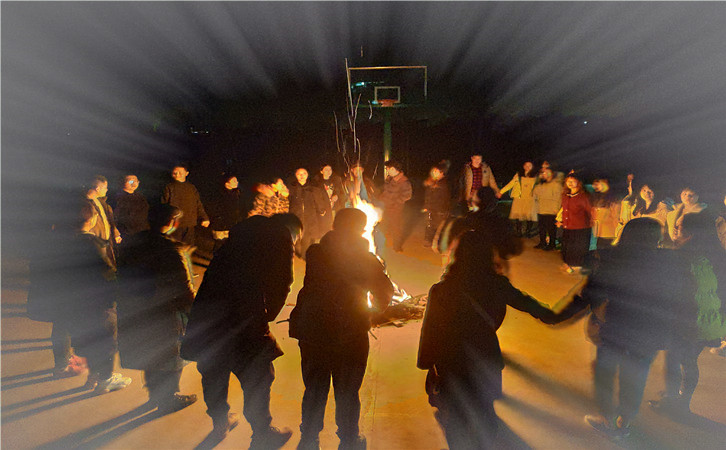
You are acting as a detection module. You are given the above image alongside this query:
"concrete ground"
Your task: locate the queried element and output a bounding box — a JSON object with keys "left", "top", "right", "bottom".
{"left": 2, "top": 223, "right": 726, "bottom": 449}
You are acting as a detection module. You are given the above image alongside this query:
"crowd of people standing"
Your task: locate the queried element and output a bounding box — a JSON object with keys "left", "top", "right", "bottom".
{"left": 25, "top": 152, "right": 726, "bottom": 449}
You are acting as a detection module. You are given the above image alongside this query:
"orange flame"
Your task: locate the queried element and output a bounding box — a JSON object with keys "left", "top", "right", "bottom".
{"left": 351, "top": 195, "right": 411, "bottom": 305}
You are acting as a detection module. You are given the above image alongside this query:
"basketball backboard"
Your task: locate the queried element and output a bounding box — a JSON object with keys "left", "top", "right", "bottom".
{"left": 347, "top": 65, "right": 427, "bottom": 107}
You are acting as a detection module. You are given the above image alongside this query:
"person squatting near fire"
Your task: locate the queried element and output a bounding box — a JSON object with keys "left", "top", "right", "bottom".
{"left": 289, "top": 208, "right": 394, "bottom": 450}
{"left": 116, "top": 203, "right": 198, "bottom": 412}
{"left": 379, "top": 160, "right": 413, "bottom": 253}
{"left": 180, "top": 213, "right": 302, "bottom": 447}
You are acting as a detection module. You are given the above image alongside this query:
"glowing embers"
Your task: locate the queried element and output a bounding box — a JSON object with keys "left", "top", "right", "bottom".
{"left": 351, "top": 195, "right": 411, "bottom": 305}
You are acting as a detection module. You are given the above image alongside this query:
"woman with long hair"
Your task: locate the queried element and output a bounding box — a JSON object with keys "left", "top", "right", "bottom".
{"left": 500, "top": 161, "right": 538, "bottom": 237}
{"left": 558, "top": 174, "right": 592, "bottom": 273}
{"left": 418, "top": 230, "right": 562, "bottom": 449}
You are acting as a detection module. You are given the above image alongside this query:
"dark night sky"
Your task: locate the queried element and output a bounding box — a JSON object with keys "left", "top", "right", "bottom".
{"left": 3, "top": 2, "right": 726, "bottom": 251}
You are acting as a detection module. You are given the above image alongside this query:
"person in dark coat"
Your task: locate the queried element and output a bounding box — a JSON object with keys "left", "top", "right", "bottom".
{"left": 418, "top": 229, "right": 560, "bottom": 449}
{"left": 314, "top": 163, "right": 346, "bottom": 233}
{"left": 423, "top": 162, "right": 451, "bottom": 248}
{"left": 208, "top": 174, "right": 242, "bottom": 253}
{"left": 288, "top": 168, "right": 330, "bottom": 258}
{"left": 289, "top": 208, "right": 394, "bottom": 450}
{"left": 113, "top": 174, "right": 150, "bottom": 240}
{"left": 161, "top": 164, "right": 210, "bottom": 246}
{"left": 181, "top": 213, "right": 302, "bottom": 446}
{"left": 116, "top": 203, "right": 197, "bottom": 412}
{"left": 650, "top": 212, "right": 726, "bottom": 415}
{"left": 552, "top": 218, "right": 690, "bottom": 437}
{"left": 63, "top": 201, "right": 132, "bottom": 392}
{"left": 379, "top": 160, "right": 413, "bottom": 252}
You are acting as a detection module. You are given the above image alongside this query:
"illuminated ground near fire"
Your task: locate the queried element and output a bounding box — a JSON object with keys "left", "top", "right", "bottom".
{"left": 2, "top": 226, "right": 725, "bottom": 449}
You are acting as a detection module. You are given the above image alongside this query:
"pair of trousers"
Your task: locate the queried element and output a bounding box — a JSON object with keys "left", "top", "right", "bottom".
{"left": 436, "top": 362, "right": 500, "bottom": 450}
{"left": 561, "top": 228, "right": 591, "bottom": 267}
{"left": 299, "top": 335, "right": 369, "bottom": 440}
{"left": 51, "top": 322, "right": 72, "bottom": 368}
{"left": 383, "top": 207, "right": 405, "bottom": 250}
{"left": 425, "top": 212, "right": 448, "bottom": 245}
{"left": 72, "top": 307, "right": 117, "bottom": 380}
{"left": 197, "top": 351, "right": 275, "bottom": 431}
{"left": 144, "top": 369, "right": 182, "bottom": 403}
{"left": 664, "top": 340, "right": 706, "bottom": 407}
{"left": 537, "top": 214, "right": 556, "bottom": 247}
{"left": 594, "top": 343, "right": 656, "bottom": 421}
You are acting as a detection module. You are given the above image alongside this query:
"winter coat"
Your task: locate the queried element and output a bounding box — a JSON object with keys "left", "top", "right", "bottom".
{"left": 380, "top": 174, "right": 413, "bottom": 211}
{"left": 209, "top": 188, "right": 242, "bottom": 231}
{"left": 560, "top": 191, "right": 592, "bottom": 230}
{"left": 289, "top": 230, "right": 393, "bottom": 345}
{"left": 113, "top": 191, "right": 150, "bottom": 238}
{"left": 462, "top": 162, "right": 498, "bottom": 201}
{"left": 116, "top": 231, "right": 195, "bottom": 371}
{"left": 288, "top": 181, "right": 330, "bottom": 240}
{"left": 181, "top": 216, "right": 294, "bottom": 363}
{"left": 500, "top": 174, "right": 536, "bottom": 199}
{"left": 555, "top": 248, "right": 692, "bottom": 352}
{"left": 423, "top": 177, "right": 451, "bottom": 215}
{"left": 314, "top": 174, "right": 346, "bottom": 212}
{"left": 666, "top": 202, "right": 707, "bottom": 242}
{"left": 161, "top": 180, "right": 209, "bottom": 228}
{"left": 533, "top": 179, "right": 563, "bottom": 215}
{"left": 417, "top": 260, "right": 557, "bottom": 399}
{"left": 687, "top": 253, "right": 726, "bottom": 341}
{"left": 590, "top": 190, "right": 620, "bottom": 239}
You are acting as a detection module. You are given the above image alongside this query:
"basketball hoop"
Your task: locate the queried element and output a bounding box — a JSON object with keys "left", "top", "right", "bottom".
{"left": 379, "top": 99, "right": 397, "bottom": 107}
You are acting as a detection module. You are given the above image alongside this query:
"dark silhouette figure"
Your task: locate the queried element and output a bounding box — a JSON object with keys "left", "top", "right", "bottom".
{"left": 650, "top": 212, "right": 726, "bottom": 415}
{"left": 289, "top": 208, "right": 394, "bottom": 450}
{"left": 116, "top": 203, "right": 197, "bottom": 412}
{"left": 554, "top": 218, "right": 690, "bottom": 437}
{"left": 181, "top": 214, "right": 301, "bottom": 447}
{"left": 418, "top": 229, "right": 559, "bottom": 449}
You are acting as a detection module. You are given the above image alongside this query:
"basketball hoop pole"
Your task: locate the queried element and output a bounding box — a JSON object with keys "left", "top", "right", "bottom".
{"left": 383, "top": 108, "right": 392, "bottom": 162}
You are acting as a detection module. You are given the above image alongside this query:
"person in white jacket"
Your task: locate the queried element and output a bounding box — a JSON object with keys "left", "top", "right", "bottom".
{"left": 532, "top": 168, "right": 563, "bottom": 250}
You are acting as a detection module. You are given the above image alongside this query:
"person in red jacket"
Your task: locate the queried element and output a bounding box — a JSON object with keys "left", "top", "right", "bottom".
{"left": 557, "top": 174, "right": 592, "bottom": 273}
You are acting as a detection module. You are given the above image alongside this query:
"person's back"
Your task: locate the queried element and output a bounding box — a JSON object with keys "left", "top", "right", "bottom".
{"left": 589, "top": 246, "right": 691, "bottom": 354}
{"left": 290, "top": 208, "right": 393, "bottom": 449}
{"left": 290, "top": 228, "right": 391, "bottom": 345}
{"left": 180, "top": 213, "right": 298, "bottom": 445}
{"left": 183, "top": 215, "right": 294, "bottom": 361}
